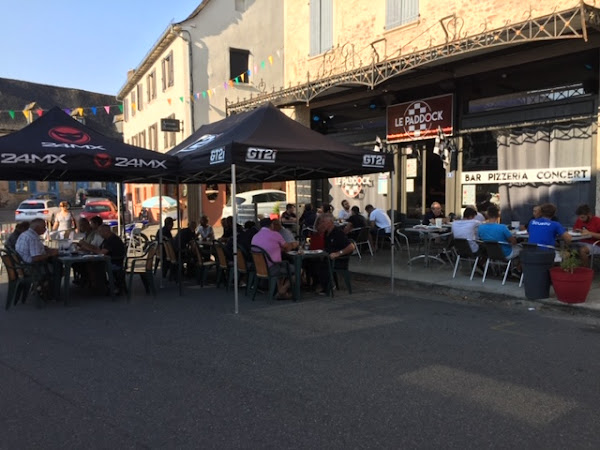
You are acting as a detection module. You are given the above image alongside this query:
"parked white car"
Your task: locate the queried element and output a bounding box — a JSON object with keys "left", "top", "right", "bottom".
{"left": 15, "top": 199, "right": 61, "bottom": 224}
{"left": 222, "top": 189, "right": 287, "bottom": 218}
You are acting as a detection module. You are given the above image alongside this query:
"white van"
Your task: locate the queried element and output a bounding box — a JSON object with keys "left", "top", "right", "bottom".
{"left": 222, "top": 189, "right": 287, "bottom": 219}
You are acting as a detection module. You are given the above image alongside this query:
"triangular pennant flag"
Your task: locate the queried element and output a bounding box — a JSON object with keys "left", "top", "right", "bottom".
{"left": 247, "top": 69, "right": 252, "bottom": 77}
{"left": 118, "top": 104, "right": 123, "bottom": 113}
{"left": 276, "top": 50, "right": 281, "bottom": 58}
{"left": 91, "top": 107, "right": 97, "bottom": 115}
{"left": 132, "top": 102, "right": 136, "bottom": 110}
{"left": 22, "top": 110, "right": 29, "bottom": 120}
{"left": 77, "top": 107, "right": 84, "bottom": 116}
{"left": 179, "top": 96, "right": 184, "bottom": 103}
{"left": 207, "top": 90, "right": 212, "bottom": 97}
{"left": 8, "top": 110, "right": 15, "bottom": 119}
{"left": 228, "top": 80, "right": 234, "bottom": 87}
{"left": 64, "top": 108, "right": 71, "bottom": 115}
{"left": 190, "top": 94, "right": 195, "bottom": 101}
{"left": 240, "top": 73, "right": 245, "bottom": 82}
{"left": 261, "top": 61, "right": 265, "bottom": 69}
{"left": 268, "top": 55, "right": 273, "bottom": 65}
{"left": 104, "top": 106, "right": 110, "bottom": 114}
{"left": 194, "top": 92, "right": 200, "bottom": 100}
{"left": 202, "top": 91, "right": 206, "bottom": 98}
{"left": 254, "top": 65, "right": 258, "bottom": 73}
{"left": 36, "top": 109, "right": 43, "bottom": 117}
{"left": 224, "top": 81, "right": 228, "bottom": 90}
{"left": 167, "top": 98, "right": 172, "bottom": 105}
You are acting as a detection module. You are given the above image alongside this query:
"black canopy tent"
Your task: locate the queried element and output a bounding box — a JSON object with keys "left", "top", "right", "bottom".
{"left": 0, "top": 107, "right": 179, "bottom": 182}
{"left": 169, "top": 103, "right": 396, "bottom": 313}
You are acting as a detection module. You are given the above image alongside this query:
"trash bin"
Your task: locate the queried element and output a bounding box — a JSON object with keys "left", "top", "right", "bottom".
{"left": 520, "top": 249, "right": 556, "bottom": 300}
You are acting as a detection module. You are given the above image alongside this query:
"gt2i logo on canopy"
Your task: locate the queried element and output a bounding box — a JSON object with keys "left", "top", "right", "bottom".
{"left": 48, "top": 126, "right": 91, "bottom": 145}
{"left": 246, "top": 147, "right": 276, "bottom": 163}
{"left": 362, "top": 154, "right": 386, "bottom": 169}
{"left": 176, "top": 134, "right": 221, "bottom": 153}
{"left": 1, "top": 153, "right": 67, "bottom": 165}
{"left": 210, "top": 148, "right": 225, "bottom": 165}
{"left": 335, "top": 176, "right": 374, "bottom": 198}
{"left": 94, "top": 153, "right": 112, "bottom": 169}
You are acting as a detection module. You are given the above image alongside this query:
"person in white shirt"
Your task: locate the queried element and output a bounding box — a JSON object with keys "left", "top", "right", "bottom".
{"left": 452, "top": 207, "right": 481, "bottom": 253}
{"left": 365, "top": 204, "right": 392, "bottom": 242}
{"left": 338, "top": 200, "right": 351, "bottom": 221}
{"left": 468, "top": 205, "right": 485, "bottom": 222}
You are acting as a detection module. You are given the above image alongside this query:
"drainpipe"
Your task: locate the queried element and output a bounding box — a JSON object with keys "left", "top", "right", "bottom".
{"left": 177, "top": 27, "right": 195, "bottom": 133}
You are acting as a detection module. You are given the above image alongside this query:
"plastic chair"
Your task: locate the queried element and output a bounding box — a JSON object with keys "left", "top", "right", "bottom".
{"left": 234, "top": 245, "right": 255, "bottom": 296}
{"left": 588, "top": 240, "right": 600, "bottom": 269}
{"left": 161, "top": 240, "right": 179, "bottom": 282}
{"left": 452, "top": 238, "right": 480, "bottom": 280}
{"left": 187, "top": 240, "right": 216, "bottom": 287}
{"left": 1, "top": 249, "right": 34, "bottom": 310}
{"left": 249, "top": 245, "right": 285, "bottom": 302}
{"left": 481, "top": 241, "right": 514, "bottom": 285}
{"left": 328, "top": 256, "right": 352, "bottom": 296}
{"left": 213, "top": 241, "right": 233, "bottom": 290}
{"left": 353, "top": 227, "right": 373, "bottom": 259}
{"left": 125, "top": 242, "right": 158, "bottom": 301}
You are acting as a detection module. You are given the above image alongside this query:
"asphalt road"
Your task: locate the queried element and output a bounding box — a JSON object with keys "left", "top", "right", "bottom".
{"left": 1, "top": 278, "right": 600, "bottom": 449}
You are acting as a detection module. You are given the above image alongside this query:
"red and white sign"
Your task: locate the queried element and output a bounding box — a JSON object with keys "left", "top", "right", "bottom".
{"left": 387, "top": 94, "right": 453, "bottom": 142}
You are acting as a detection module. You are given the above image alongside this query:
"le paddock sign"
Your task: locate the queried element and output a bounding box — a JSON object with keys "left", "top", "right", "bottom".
{"left": 461, "top": 167, "right": 591, "bottom": 184}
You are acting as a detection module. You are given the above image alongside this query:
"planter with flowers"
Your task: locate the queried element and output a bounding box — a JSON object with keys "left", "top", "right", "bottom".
{"left": 550, "top": 249, "right": 594, "bottom": 304}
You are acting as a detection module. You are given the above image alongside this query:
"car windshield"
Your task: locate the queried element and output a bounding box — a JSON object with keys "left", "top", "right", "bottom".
{"left": 226, "top": 197, "right": 246, "bottom": 207}
{"left": 19, "top": 202, "right": 45, "bottom": 210}
{"left": 85, "top": 205, "right": 111, "bottom": 213}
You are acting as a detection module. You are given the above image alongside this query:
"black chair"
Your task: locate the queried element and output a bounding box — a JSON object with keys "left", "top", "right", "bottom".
{"left": 0, "top": 249, "right": 34, "bottom": 309}
{"left": 188, "top": 240, "right": 216, "bottom": 287}
{"left": 353, "top": 227, "right": 373, "bottom": 258}
{"left": 452, "top": 238, "right": 480, "bottom": 280}
{"left": 481, "top": 241, "right": 515, "bottom": 285}
{"left": 213, "top": 241, "right": 233, "bottom": 290}
{"left": 327, "top": 256, "right": 352, "bottom": 296}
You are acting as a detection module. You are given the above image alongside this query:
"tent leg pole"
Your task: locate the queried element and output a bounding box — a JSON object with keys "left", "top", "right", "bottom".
{"left": 232, "top": 164, "right": 239, "bottom": 315}
{"left": 176, "top": 177, "right": 183, "bottom": 296}
{"left": 390, "top": 168, "right": 395, "bottom": 294}
{"left": 159, "top": 178, "right": 164, "bottom": 289}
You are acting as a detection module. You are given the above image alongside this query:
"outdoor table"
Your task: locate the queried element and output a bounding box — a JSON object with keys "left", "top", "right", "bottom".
{"left": 286, "top": 249, "right": 330, "bottom": 301}
{"left": 404, "top": 226, "right": 448, "bottom": 267}
{"left": 54, "top": 253, "right": 115, "bottom": 305}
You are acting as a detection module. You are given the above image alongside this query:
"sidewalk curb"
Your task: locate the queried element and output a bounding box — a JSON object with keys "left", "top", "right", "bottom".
{"left": 353, "top": 271, "right": 600, "bottom": 318}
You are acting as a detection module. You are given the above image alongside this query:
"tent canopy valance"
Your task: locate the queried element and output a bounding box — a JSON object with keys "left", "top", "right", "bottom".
{"left": 0, "top": 107, "right": 179, "bottom": 182}
{"left": 169, "top": 103, "right": 393, "bottom": 183}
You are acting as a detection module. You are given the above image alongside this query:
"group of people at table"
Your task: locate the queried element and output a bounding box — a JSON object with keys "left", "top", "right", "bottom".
{"left": 4, "top": 207, "right": 127, "bottom": 301}
{"left": 431, "top": 201, "right": 600, "bottom": 274}
{"left": 182, "top": 200, "right": 394, "bottom": 299}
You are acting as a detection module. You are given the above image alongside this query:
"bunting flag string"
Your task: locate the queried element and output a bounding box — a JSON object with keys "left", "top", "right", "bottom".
{"left": 1, "top": 48, "right": 284, "bottom": 120}
{"left": 0, "top": 103, "right": 124, "bottom": 121}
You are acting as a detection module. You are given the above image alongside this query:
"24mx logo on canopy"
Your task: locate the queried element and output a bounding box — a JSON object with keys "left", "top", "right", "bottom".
{"left": 48, "top": 126, "right": 91, "bottom": 145}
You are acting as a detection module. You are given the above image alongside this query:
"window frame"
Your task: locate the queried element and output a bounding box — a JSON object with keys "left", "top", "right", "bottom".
{"left": 386, "top": 0, "right": 420, "bottom": 30}
{"left": 310, "top": 0, "right": 333, "bottom": 57}
{"left": 230, "top": 48, "right": 250, "bottom": 84}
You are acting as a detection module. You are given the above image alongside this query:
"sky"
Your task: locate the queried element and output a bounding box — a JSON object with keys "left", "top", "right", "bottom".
{"left": 0, "top": 0, "right": 203, "bottom": 96}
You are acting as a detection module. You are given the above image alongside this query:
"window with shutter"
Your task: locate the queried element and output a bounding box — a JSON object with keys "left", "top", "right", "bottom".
{"left": 386, "top": 0, "right": 419, "bottom": 29}
{"left": 310, "top": 0, "right": 333, "bottom": 56}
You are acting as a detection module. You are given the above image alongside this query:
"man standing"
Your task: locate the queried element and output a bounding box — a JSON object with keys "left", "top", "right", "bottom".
{"left": 251, "top": 218, "right": 299, "bottom": 299}
{"left": 572, "top": 204, "right": 599, "bottom": 266}
{"left": 422, "top": 202, "right": 447, "bottom": 225}
{"left": 338, "top": 200, "right": 351, "bottom": 221}
{"left": 315, "top": 213, "right": 355, "bottom": 295}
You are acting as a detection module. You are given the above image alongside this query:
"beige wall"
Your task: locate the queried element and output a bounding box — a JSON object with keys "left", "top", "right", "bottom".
{"left": 284, "top": 0, "right": 578, "bottom": 86}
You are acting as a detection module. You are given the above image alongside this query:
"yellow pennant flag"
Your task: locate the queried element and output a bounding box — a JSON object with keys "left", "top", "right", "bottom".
{"left": 207, "top": 89, "right": 212, "bottom": 97}
{"left": 78, "top": 107, "right": 84, "bottom": 116}
{"left": 22, "top": 110, "right": 29, "bottom": 120}
{"left": 240, "top": 73, "right": 245, "bottom": 82}
{"left": 268, "top": 55, "right": 273, "bottom": 65}
{"left": 132, "top": 102, "right": 137, "bottom": 110}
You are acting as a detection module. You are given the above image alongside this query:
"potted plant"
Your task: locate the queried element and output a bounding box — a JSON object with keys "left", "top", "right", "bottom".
{"left": 549, "top": 249, "right": 594, "bottom": 304}
{"left": 270, "top": 202, "right": 280, "bottom": 220}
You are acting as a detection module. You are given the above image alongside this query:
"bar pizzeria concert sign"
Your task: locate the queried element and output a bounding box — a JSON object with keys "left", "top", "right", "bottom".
{"left": 461, "top": 167, "right": 591, "bottom": 184}
{"left": 387, "top": 94, "right": 453, "bottom": 142}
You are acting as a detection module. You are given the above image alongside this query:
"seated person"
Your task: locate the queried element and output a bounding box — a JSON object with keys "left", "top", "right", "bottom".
{"left": 280, "top": 204, "right": 297, "bottom": 225}
{"left": 573, "top": 204, "right": 600, "bottom": 266}
{"left": 195, "top": 215, "right": 214, "bottom": 242}
{"left": 80, "top": 224, "right": 127, "bottom": 294}
{"left": 524, "top": 205, "right": 559, "bottom": 230}
{"left": 299, "top": 203, "right": 317, "bottom": 230}
{"left": 422, "top": 202, "right": 448, "bottom": 225}
{"left": 477, "top": 205, "right": 520, "bottom": 260}
{"left": 5, "top": 221, "right": 30, "bottom": 250}
{"left": 160, "top": 216, "right": 175, "bottom": 241}
{"left": 344, "top": 206, "right": 368, "bottom": 240}
{"left": 468, "top": 205, "right": 486, "bottom": 222}
{"left": 365, "top": 204, "right": 392, "bottom": 240}
{"left": 15, "top": 218, "right": 59, "bottom": 299}
{"left": 277, "top": 219, "right": 296, "bottom": 243}
{"left": 308, "top": 215, "right": 325, "bottom": 250}
{"left": 528, "top": 203, "right": 571, "bottom": 249}
{"left": 79, "top": 217, "right": 104, "bottom": 247}
{"left": 251, "top": 217, "right": 299, "bottom": 299}
{"left": 314, "top": 213, "right": 355, "bottom": 295}
{"left": 451, "top": 207, "right": 480, "bottom": 253}
{"left": 238, "top": 221, "right": 259, "bottom": 252}
{"left": 173, "top": 221, "right": 197, "bottom": 254}
{"left": 338, "top": 200, "right": 352, "bottom": 221}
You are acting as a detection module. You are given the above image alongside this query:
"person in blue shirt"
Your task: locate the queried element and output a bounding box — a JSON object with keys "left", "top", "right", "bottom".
{"left": 478, "top": 205, "right": 519, "bottom": 259}
{"left": 528, "top": 203, "right": 571, "bottom": 248}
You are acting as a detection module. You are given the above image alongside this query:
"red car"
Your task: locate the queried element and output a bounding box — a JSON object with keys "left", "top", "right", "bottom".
{"left": 79, "top": 200, "right": 119, "bottom": 222}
